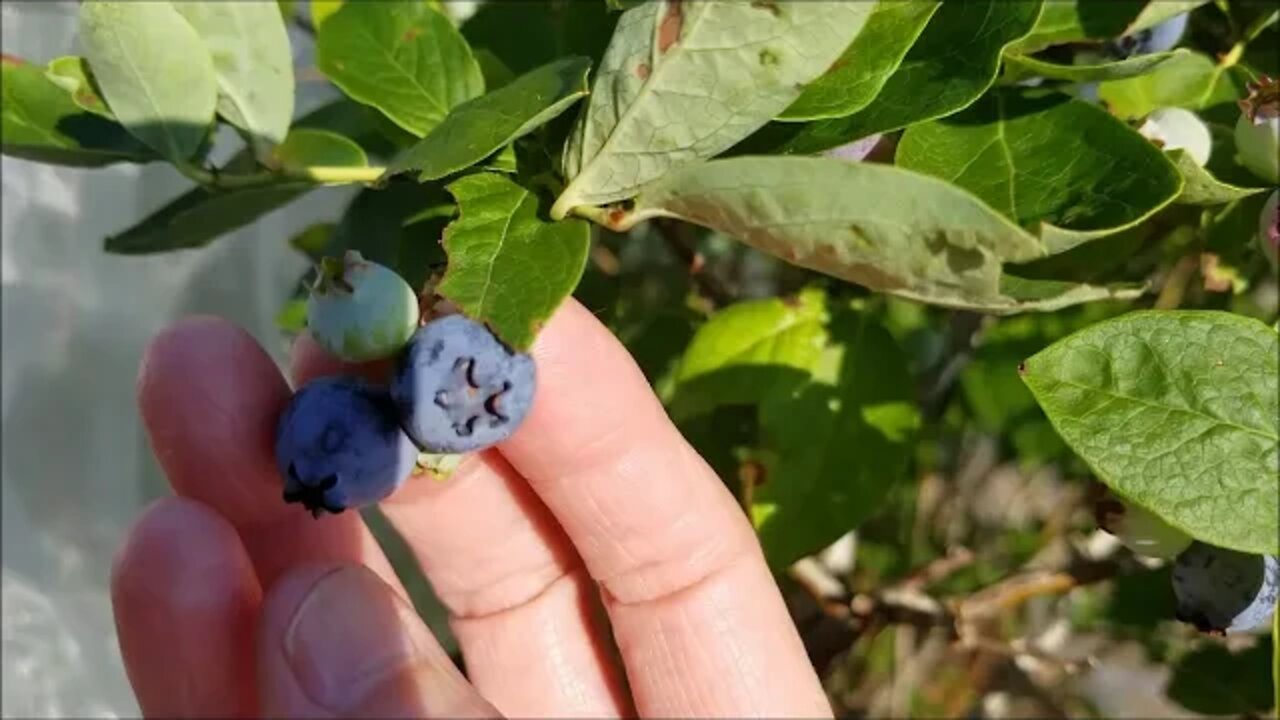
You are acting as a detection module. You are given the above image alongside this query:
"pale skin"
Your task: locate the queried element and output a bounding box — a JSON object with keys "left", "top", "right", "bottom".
{"left": 112, "top": 298, "right": 832, "bottom": 718}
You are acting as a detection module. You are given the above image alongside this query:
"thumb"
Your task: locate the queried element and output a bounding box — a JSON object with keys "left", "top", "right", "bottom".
{"left": 258, "top": 564, "right": 500, "bottom": 718}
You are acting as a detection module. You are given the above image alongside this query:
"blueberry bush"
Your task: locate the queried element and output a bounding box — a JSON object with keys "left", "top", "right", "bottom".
{"left": 3, "top": 0, "right": 1277, "bottom": 714}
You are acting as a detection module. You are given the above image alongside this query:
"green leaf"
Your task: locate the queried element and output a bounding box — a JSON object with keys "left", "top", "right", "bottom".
{"left": 613, "top": 155, "right": 1136, "bottom": 313}
{"left": 1098, "top": 51, "right": 1240, "bottom": 120}
{"left": 386, "top": 56, "right": 591, "bottom": 182}
{"left": 310, "top": 0, "right": 343, "bottom": 29}
{"left": 1021, "top": 310, "right": 1280, "bottom": 555}
{"left": 552, "top": 0, "right": 872, "bottom": 217}
{"left": 754, "top": 308, "right": 919, "bottom": 569}
{"left": 1003, "top": 49, "right": 1187, "bottom": 83}
{"left": 271, "top": 128, "right": 368, "bottom": 171}
{"left": 1, "top": 55, "right": 156, "bottom": 166}
{"left": 439, "top": 173, "right": 591, "bottom": 350}
{"left": 778, "top": 0, "right": 941, "bottom": 122}
{"left": 1167, "top": 639, "right": 1274, "bottom": 716}
{"left": 44, "top": 56, "right": 112, "bottom": 118}
{"left": 1004, "top": 0, "right": 1145, "bottom": 54}
{"left": 672, "top": 288, "right": 828, "bottom": 419}
{"left": 317, "top": 1, "right": 484, "bottom": 137}
{"left": 1125, "top": 0, "right": 1210, "bottom": 34}
{"left": 1169, "top": 149, "right": 1269, "bottom": 206}
{"left": 173, "top": 1, "right": 295, "bottom": 151}
{"left": 895, "top": 88, "right": 1182, "bottom": 254}
{"left": 461, "top": 0, "right": 616, "bottom": 79}
{"left": 78, "top": 0, "right": 219, "bottom": 161}
{"left": 754, "top": 0, "right": 1043, "bottom": 154}
{"left": 103, "top": 183, "right": 308, "bottom": 254}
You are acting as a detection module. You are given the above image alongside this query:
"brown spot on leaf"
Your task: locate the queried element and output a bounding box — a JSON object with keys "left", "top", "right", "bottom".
{"left": 758, "top": 48, "right": 780, "bottom": 67}
{"left": 657, "top": 0, "right": 683, "bottom": 54}
{"left": 402, "top": 26, "right": 423, "bottom": 43}
{"left": 75, "top": 90, "right": 103, "bottom": 109}
{"left": 1017, "top": 361, "right": 1028, "bottom": 375}
{"left": 635, "top": 62, "right": 650, "bottom": 80}
{"left": 750, "top": 0, "right": 782, "bottom": 17}
{"left": 606, "top": 207, "right": 628, "bottom": 230}
{"left": 1, "top": 53, "right": 25, "bottom": 67}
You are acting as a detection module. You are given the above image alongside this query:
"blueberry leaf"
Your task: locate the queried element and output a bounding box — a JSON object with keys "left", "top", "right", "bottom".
{"left": 1021, "top": 310, "right": 1280, "bottom": 555}
{"left": 271, "top": 128, "right": 368, "bottom": 171}
{"left": 614, "top": 155, "right": 1139, "bottom": 312}
{"left": 460, "top": 0, "right": 616, "bottom": 79}
{"left": 77, "top": 0, "right": 219, "bottom": 162}
{"left": 1, "top": 55, "right": 156, "bottom": 167}
{"left": 751, "top": 0, "right": 1042, "bottom": 154}
{"left": 778, "top": 0, "right": 941, "bottom": 122}
{"left": 753, "top": 307, "right": 919, "bottom": 569}
{"left": 44, "top": 56, "right": 113, "bottom": 119}
{"left": 671, "top": 288, "right": 829, "bottom": 419}
{"left": 440, "top": 173, "right": 591, "bottom": 350}
{"left": 1004, "top": 0, "right": 1145, "bottom": 54}
{"left": 896, "top": 88, "right": 1183, "bottom": 254}
{"left": 1098, "top": 51, "right": 1241, "bottom": 120}
{"left": 551, "top": 0, "right": 872, "bottom": 218}
{"left": 385, "top": 56, "right": 591, "bottom": 182}
{"left": 1169, "top": 149, "right": 1269, "bottom": 206}
{"left": 173, "top": 1, "right": 295, "bottom": 153}
{"left": 1003, "top": 49, "right": 1188, "bottom": 83}
{"left": 317, "top": 1, "right": 484, "bottom": 138}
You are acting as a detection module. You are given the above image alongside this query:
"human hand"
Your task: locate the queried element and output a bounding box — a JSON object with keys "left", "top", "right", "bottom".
{"left": 112, "top": 299, "right": 832, "bottom": 718}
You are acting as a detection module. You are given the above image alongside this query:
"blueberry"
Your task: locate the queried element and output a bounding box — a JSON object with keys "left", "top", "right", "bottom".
{"left": 1138, "top": 107, "right": 1212, "bottom": 167}
{"left": 307, "top": 250, "right": 420, "bottom": 362}
{"left": 391, "top": 314, "right": 535, "bottom": 453}
{"left": 275, "top": 376, "right": 418, "bottom": 516}
{"left": 1104, "top": 12, "right": 1188, "bottom": 59}
{"left": 1259, "top": 190, "right": 1278, "bottom": 270}
{"left": 1235, "top": 76, "right": 1279, "bottom": 184}
{"left": 1171, "top": 542, "right": 1279, "bottom": 635}
{"left": 1095, "top": 494, "right": 1192, "bottom": 560}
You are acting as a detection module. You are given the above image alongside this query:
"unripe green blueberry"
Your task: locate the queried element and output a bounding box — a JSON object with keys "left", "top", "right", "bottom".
{"left": 1139, "top": 107, "right": 1212, "bottom": 167}
{"left": 306, "top": 251, "right": 420, "bottom": 362}
{"left": 1259, "top": 190, "right": 1278, "bottom": 271}
{"left": 1235, "top": 76, "right": 1279, "bottom": 184}
{"left": 1095, "top": 493, "right": 1193, "bottom": 559}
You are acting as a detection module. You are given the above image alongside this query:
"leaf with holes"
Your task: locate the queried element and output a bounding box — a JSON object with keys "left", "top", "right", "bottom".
{"left": 2, "top": 55, "right": 156, "bottom": 166}
{"left": 1021, "top": 310, "right": 1279, "bottom": 555}
{"left": 386, "top": 56, "right": 591, "bottom": 182}
{"left": 895, "top": 88, "right": 1182, "bottom": 254}
{"left": 317, "top": 1, "right": 484, "bottom": 137}
{"left": 78, "top": 0, "right": 219, "bottom": 161}
{"left": 779, "top": 0, "right": 940, "bottom": 122}
{"left": 173, "top": 1, "right": 295, "bottom": 152}
{"left": 552, "top": 0, "right": 871, "bottom": 218}
{"left": 440, "top": 173, "right": 591, "bottom": 350}
{"left": 753, "top": 0, "right": 1042, "bottom": 154}
{"left": 610, "top": 155, "right": 1141, "bottom": 312}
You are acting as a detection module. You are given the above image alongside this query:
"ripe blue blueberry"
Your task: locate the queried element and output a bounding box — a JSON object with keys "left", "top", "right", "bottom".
{"left": 1235, "top": 76, "right": 1279, "bottom": 184}
{"left": 1105, "top": 12, "right": 1188, "bottom": 58}
{"left": 307, "top": 250, "right": 420, "bottom": 362}
{"left": 1095, "top": 494, "right": 1192, "bottom": 560}
{"left": 275, "top": 376, "right": 418, "bottom": 516}
{"left": 1171, "top": 542, "right": 1279, "bottom": 635}
{"left": 391, "top": 314, "right": 536, "bottom": 454}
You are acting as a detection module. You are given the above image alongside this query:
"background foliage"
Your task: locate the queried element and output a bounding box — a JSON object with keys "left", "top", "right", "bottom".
{"left": 3, "top": 0, "right": 1277, "bottom": 715}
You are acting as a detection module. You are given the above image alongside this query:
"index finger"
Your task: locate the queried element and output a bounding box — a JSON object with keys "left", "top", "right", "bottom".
{"left": 498, "top": 300, "right": 831, "bottom": 717}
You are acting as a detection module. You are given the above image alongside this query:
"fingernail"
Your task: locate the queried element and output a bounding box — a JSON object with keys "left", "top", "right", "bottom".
{"left": 283, "top": 567, "right": 431, "bottom": 713}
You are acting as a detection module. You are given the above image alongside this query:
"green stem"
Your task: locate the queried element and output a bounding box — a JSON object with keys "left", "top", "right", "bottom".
{"left": 1243, "top": 9, "right": 1279, "bottom": 44}
{"left": 1221, "top": 40, "right": 1246, "bottom": 68}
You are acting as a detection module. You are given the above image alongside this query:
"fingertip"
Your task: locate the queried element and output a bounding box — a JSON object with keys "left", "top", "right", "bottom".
{"left": 112, "top": 497, "right": 261, "bottom": 718}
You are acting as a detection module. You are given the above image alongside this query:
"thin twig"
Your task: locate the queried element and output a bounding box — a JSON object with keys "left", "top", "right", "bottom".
{"left": 653, "top": 218, "right": 736, "bottom": 307}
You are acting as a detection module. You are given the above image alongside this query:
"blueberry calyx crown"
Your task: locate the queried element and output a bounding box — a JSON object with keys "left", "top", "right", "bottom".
{"left": 282, "top": 464, "right": 347, "bottom": 518}
{"left": 1239, "top": 75, "right": 1279, "bottom": 125}
{"left": 434, "top": 356, "right": 513, "bottom": 438}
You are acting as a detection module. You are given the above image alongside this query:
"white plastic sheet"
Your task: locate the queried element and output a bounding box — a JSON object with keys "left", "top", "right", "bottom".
{"left": 1, "top": 3, "right": 355, "bottom": 714}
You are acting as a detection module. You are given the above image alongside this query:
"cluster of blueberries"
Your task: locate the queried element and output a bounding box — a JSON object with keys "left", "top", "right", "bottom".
{"left": 1097, "top": 495, "right": 1278, "bottom": 636}
{"left": 274, "top": 252, "right": 535, "bottom": 516}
